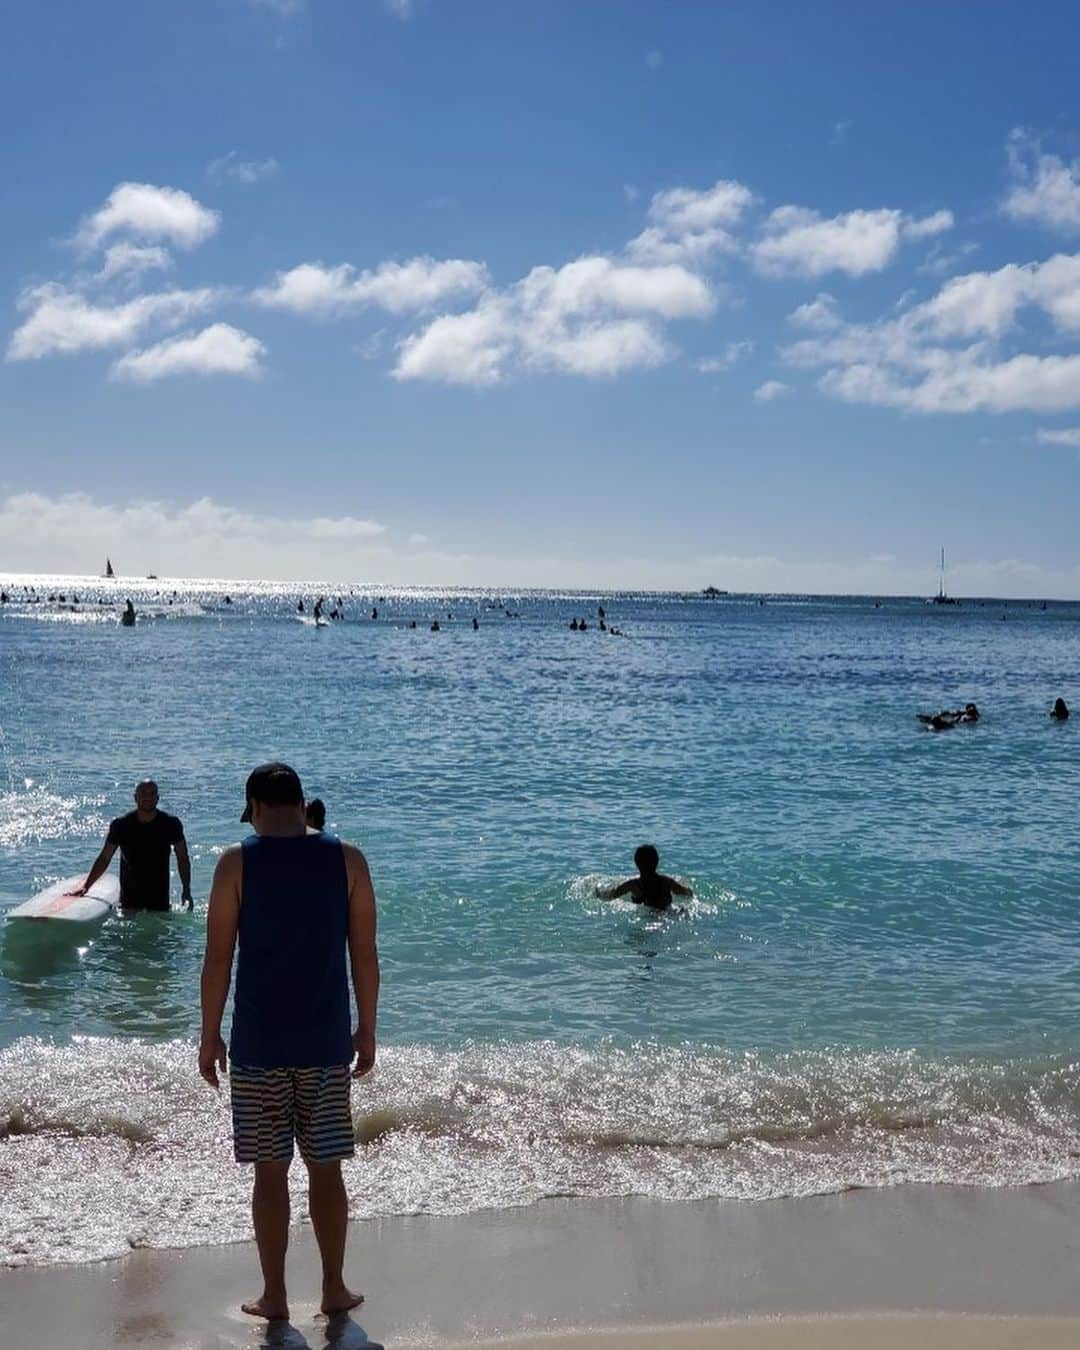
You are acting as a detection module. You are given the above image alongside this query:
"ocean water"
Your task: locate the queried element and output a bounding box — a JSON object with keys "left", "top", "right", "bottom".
{"left": 1, "top": 575, "right": 1079, "bottom": 1266}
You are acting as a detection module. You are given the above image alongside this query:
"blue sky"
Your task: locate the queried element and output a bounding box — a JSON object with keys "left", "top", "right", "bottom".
{"left": 2, "top": 0, "right": 1080, "bottom": 594}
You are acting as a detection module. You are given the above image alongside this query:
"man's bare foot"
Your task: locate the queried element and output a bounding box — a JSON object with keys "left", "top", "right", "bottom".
{"left": 320, "top": 1283, "right": 365, "bottom": 1316}
{"left": 241, "top": 1293, "right": 290, "bottom": 1320}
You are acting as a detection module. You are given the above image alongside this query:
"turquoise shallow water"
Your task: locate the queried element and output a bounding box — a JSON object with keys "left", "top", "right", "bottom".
{"left": 1, "top": 577, "right": 1079, "bottom": 1264}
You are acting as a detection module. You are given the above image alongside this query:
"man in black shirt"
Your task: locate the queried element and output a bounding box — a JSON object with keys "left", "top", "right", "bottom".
{"left": 70, "top": 780, "right": 193, "bottom": 911}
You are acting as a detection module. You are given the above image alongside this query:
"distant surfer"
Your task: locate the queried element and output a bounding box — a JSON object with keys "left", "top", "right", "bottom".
{"left": 198, "top": 762, "right": 378, "bottom": 1322}
{"left": 917, "top": 702, "right": 980, "bottom": 731}
{"left": 68, "top": 779, "right": 193, "bottom": 911}
{"left": 596, "top": 845, "right": 693, "bottom": 911}
{"left": 1051, "top": 697, "right": 1070, "bottom": 721}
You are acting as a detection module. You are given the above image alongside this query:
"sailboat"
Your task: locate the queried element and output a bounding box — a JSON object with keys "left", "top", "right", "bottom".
{"left": 931, "top": 547, "right": 958, "bottom": 605}
{"left": 104, "top": 558, "right": 115, "bottom": 579}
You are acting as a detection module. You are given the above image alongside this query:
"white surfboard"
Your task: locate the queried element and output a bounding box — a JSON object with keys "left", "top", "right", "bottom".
{"left": 6, "top": 874, "right": 121, "bottom": 924}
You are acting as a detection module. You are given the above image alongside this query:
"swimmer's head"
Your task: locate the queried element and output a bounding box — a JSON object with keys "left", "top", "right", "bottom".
{"left": 634, "top": 844, "right": 660, "bottom": 876}
{"left": 306, "top": 798, "right": 326, "bottom": 831}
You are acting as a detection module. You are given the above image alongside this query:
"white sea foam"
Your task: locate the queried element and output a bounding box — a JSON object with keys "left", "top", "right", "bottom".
{"left": 2, "top": 1035, "right": 1080, "bottom": 1267}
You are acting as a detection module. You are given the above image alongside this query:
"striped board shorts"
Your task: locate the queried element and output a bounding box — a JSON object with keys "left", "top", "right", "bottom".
{"left": 230, "top": 1064, "right": 355, "bottom": 1164}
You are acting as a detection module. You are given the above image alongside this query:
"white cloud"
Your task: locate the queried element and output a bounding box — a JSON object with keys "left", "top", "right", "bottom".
{"left": 7, "top": 285, "right": 218, "bottom": 360}
{"left": 1004, "top": 129, "right": 1080, "bottom": 233}
{"left": 917, "top": 240, "right": 980, "bottom": 278}
{"left": 784, "top": 250, "right": 1080, "bottom": 414}
{"left": 787, "top": 292, "right": 840, "bottom": 331}
{"left": 385, "top": 0, "right": 414, "bottom": 16}
{"left": 253, "top": 257, "right": 489, "bottom": 315}
{"left": 407, "top": 532, "right": 430, "bottom": 548}
{"left": 627, "top": 180, "right": 755, "bottom": 265}
{"left": 518, "top": 256, "right": 713, "bottom": 321}
{"left": 0, "top": 492, "right": 385, "bottom": 581}
{"left": 393, "top": 254, "right": 713, "bottom": 385}
{"left": 534, "top": 318, "right": 669, "bottom": 377}
{"left": 754, "top": 380, "right": 791, "bottom": 402}
{"left": 96, "top": 243, "right": 174, "bottom": 284}
{"left": 393, "top": 304, "right": 510, "bottom": 386}
{"left": 76, "top": 183, "right": 220, "bottom": 252}
{"left": 1037, "top": 427, "right": 1080, "bottom": 447}
{"left": 752, "top": 206, "right": 907, "bottom": 278}
{"left": 623, "top": 184, "right": 640, "bottom": 203}
{"left": 752, "top": 205, "right": 951, "bottom": 279}
{"left": 902, "top": 210, "right": 955, "bottom": 241}
{"left": 111, "top": 323, "right": 266, "bottom": 382}
{"left": 820, "top": 353, "right": 1080, "bottom": 414}
{"left": 696, "top": 340, "right": 753, "bottom": 373}
{"left": 207, "top": 151, "right": 279, "bottom": 185}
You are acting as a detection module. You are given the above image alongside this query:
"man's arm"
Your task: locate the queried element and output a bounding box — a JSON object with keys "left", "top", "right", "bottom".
{"left": 664, "top": 875, "right": 694, "bottom": 899}
{"left": 344, "top": 844, "right": 379, "bottom": 1078}
{"left": 596, "top": 878, "right": 637, "bottom": 901}
{"left": 175, "top": 838, "right": 193, "bottom": 909}
{"left": 198, "top": 847, "right": 241, "bottom": 1089}
{"left": 67, "top": 840, "right": 117, "bottom": 896}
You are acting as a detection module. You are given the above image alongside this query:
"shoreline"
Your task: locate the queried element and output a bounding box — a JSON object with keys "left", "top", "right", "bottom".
{"left": 3, "top": 1182, "right": 1080, "bottom": 1348}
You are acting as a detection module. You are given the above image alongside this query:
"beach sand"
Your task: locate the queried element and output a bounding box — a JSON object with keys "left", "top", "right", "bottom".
{"left": 2, "top": 1183, "right": 1079, "bottom": 1349}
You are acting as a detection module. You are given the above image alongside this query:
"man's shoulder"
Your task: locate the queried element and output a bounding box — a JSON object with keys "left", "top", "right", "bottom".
{"left": 108, "top": 810, "right": 136, "bottom": 833}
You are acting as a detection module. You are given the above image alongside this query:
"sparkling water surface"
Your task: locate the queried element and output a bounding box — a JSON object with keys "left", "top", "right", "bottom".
{"left": 1, "top": 577, "right": 1078, "bottom": 1264}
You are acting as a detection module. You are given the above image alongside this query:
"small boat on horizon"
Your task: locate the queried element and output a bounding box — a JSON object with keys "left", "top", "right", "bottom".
{"left": 931, "top": 548, "right": 958, "bottom": 605}
{"left": 104, "top": 558, "right": 115, "bottom": 579}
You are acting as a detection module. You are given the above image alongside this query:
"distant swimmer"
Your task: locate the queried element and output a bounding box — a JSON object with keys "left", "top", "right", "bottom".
{"left": 314, "top": 597, "right": 325, "bottom": 622}
{"left": 431, "top": 620, "right": 440, "bottom": 631}
{"left": 596, "top": 845, "right": 693, "bottom": 912}
{"left": 297, "top": 599, "right": 305, "bottom": 614}
{"left": 472, "top": 617, "right": 479, "bottom": 630}
{"left": 598, "top": 605, "right": 605, "bottom": 619}
{"left": 121, "top": 599, "right": 136, "bottom": 627}
{"left": 372, "top": 607, "right": 378, "bottom": 620}
{"left": 917, "top": 702, "right": 980, "bottom": 731}
{"left": 570, "top": 618, "right": 579, "bottom": 630}
{"left": 68, "top": 779, "right": 193, "bottom": 911}
{"left": 1051, "top": 697, "right": 1070, "bottom": 721}
{"left": 306, "top": 797, "right": 327, "bottom": 831}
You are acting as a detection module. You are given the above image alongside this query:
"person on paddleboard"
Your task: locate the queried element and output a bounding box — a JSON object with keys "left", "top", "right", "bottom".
{"left": 596, "top": 844, "right": 693, "bottom": 911}
{"left": 68, "top": 779, "right": 193, "bottom": 911}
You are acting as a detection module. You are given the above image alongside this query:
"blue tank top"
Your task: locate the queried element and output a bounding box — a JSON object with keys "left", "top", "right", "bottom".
{"left": 230, "top": 832, "right": 352, "bottom": 1068}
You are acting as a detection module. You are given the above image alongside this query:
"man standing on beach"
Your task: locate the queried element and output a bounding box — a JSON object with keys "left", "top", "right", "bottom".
{"left": 70, "top": 779, "right": 193, "bottom": 910}
{"left": 198, "top": 762, "right": 379, "bottom": 1322}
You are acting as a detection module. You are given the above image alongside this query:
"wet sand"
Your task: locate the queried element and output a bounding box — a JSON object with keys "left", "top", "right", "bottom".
{"left": 2, "top": 1183, "right": 1080, "bottom": 1349}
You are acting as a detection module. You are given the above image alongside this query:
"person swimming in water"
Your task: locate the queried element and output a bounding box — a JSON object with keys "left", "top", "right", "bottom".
{"left": 306, "top": 797, "right": 326, "bottom": 831}
{"left": 1051, "top": 697, "right": 1070, "bottom": 721}
{"left": 918, "top": 701, "right": 980, "bottom": 731}
{"left": 595, "top": 844, "right": 693, "bottom": 911}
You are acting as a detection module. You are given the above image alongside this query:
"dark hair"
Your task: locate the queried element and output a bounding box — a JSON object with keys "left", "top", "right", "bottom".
{"left": 306, "top": 797, "right": 326, "bottom": 831}
{"left": 634, "top": 844, "right": 660, "bottom": 875}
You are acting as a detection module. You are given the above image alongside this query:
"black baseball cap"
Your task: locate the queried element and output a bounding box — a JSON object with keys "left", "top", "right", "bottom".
{"left": 240, "top": 762, "right": 304, "bottom": 822}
